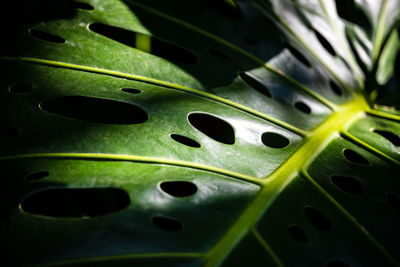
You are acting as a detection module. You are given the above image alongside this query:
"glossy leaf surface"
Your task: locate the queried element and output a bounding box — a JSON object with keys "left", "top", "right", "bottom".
{"left": 1, "top": 0, "right": 400, "bottom": 266}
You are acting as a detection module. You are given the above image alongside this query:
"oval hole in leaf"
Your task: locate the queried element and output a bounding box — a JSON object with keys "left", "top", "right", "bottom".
{"left": 160, "top": 181, "right": 198, "bottom": 197}
{"left": 188, "top": 113, "right": 235, "bottom": 145}
{"left": 121, "top": 88, "right": 141, "bottom": 94}
{"left": 89, "top": 23, "right": 198, "bottom": 64}
{"left": 288, "top": 224, "right": 308, "bottom": 243}
{"left": 342, "top": 149, "right": 369, "bottom": 164}
{"left": 67, "top": 1, "right": 94, "bottom": 10}
{"left": 314, "top": 30, "right": 336, "bottom": 56}
{"left": 341, "top": 57, "right": 352, "bottom": 72}
{"left": 329, "top": 80, "right": 342, "bottom": 96}
{"left": 21, "top": 188, "right": 130, "bottom": 218}
{"left": 331, "top": 175, "right": 364, "bottom": 195}
{"left": 387, "top": 192, "right": 400, "bottom": 213}
{"left": 294, "top": 101, "right": 311, "bottom": 114}
{"left": 344, "top": 27, "right": 368, "bottom": 74}
{"left": 335, "top": 0, "right": 371, "bottom": 33}
{"left": 207, "top": 48, "right": 231, "bottom": 60}
{"left": 25, "top": 171, "right": 49, "bottom": 181}
{"left": 29, "top": 29, "right": 66, "bottom": 43}
{"left": 285, "top": 43, "right": 312, "bottom": 68}
{"left": 372, "top": 129, "right": 400, "bottom": 146}
{"left": 261, "top": 132, "right": 289, "bottom": 148}
{"left": 9, "top": 84, "right": 32, "bottom": 94}
{"left": 304, "top": 206, "right": 331, "bottom": 231}
{"left": 152, "top": 215, "right": 183, "bottom": 231}
{"left": 239, "top": 72, "right": 272, "bottom": 98}
{"left": 41, "top": 95, "right": 148, "bottom": 124}
{"left": 170, "top": 134, "right": 201, "bottom": 148}
{"left": 326, "top": 259, "right": 352, "bottom": 267}
{"left": 89, "top": 23, "right": 135, "bottom": 46}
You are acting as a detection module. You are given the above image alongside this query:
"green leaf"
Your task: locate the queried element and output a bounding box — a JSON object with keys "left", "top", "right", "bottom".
{"left": 376, "top": 29, "right": 399, "bottom": 85}
{"left": 1, "top": 0, "right": 400, "bottom": 266}
{"left": 333, "top": 0, "right": 400, "bottom": 98}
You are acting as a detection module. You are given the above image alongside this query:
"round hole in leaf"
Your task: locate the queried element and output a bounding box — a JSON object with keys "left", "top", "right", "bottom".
{"left": 40, "top": 95, "right": 148, "bottom": 124}
{"left": 160, "top": 181, "right": 198, "bottom": 197}
{"left": 121, "top": 88, "right": 141, "bottom": 94}
{"left": 239, "top": 72, "right": 272, "bottom": 98}
{"left": 331, "top": 175, "right": 364, "bottom": 195}
{"left": 372, "top": 129, "right": 400, "bottom": 146}
{"left": 207, "top": 48, "right": 231, "bottom": 60}
{"left": 20, "top": 187, "right": 130, "bottom": 218}
{"left": 314, "top": 29, "right": 336, "bottom": 56}
{"left": 288, "top": 224, "right": 308, "bottom": 243}
{"left": 342, "top": 149, "right": 369, "bottom": 164}
{"left": 335, "top": 0, "right": 371, "bottom": 32}
{"left": 152, "top": 215, "right": 183, "bottom": 231}
{"left": 294, "top": 101, "right": 311, "bottom": 114}
{"left": 25, "top": 171, "right": 49, "bottom": 181}
{"left": 304, "top": 206, "right": 331, "bottom": 231}
{"left": 285, "top": 43, "right": 312, "bottom": 68}
{"left": 326, "top": 259, "right": 351, "bottom": 267}
{"left": 9, "top": 84, "right": 32, "bottom": 94}
{"left": 261, "top": 132, "right": 290, "bottom": 148}
{"left": 29, "top": 28, "right": 66, "bottom": 43}
{"left": 188, "top": 113, "right": 235, "bottom": 145}
{"left": 67, "top": 1, "right": 94, "bottom": 10}
{"left": 170, "top": 134, "right": 201, "bottom": 148}
{"left": 387, "top": 191, "right": 400, "bottom": 213}
{"left": 329, "top": 80, "right": 342, "bottom": 96}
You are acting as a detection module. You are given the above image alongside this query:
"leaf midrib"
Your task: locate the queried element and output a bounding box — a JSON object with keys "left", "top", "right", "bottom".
{"left": 204, "top": 94, "right": 400, "bottom": 266}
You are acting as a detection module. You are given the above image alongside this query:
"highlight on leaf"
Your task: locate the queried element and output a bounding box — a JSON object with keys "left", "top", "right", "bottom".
{"left": 2, "top": 0, "right": 400, "bottom": 265}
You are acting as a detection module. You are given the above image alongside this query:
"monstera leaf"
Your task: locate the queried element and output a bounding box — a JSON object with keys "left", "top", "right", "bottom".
{"left": 1, "top": 0, "right": 400, "bottom": 266}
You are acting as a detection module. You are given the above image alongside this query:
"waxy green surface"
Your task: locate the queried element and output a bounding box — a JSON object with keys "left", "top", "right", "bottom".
{"left": 1, "top": 0, "right": 400, "bottom": 266}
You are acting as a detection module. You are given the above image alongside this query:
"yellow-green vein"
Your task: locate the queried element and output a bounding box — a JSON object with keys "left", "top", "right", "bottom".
{"left": 300, "top": 170, "right": 398, "bottom": 265}
{"left": 204, "top": 172, "right": 297, "bottom": 267}
{"left": 367, "top": 109, "right": 400, "bottom": 122}
{"left": 35, "top": 252, "right": 204, "bottom": 267}
{"left": 0, "top": 56, "right": 307, "bottom": 137}
{"left": 0, "top": 152, "right": 263, "bottom": 185}
{"left": 204, "top": 93, "right": 369, "bottom": 266}
{"left": 340, "top": 131, "right": 400, "bottom": 166}
{"left": 251, "top": 228, "right": 284, "bottom": 267}
{"left": 128, "top": 0, "right": 337, "bottom": 110}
